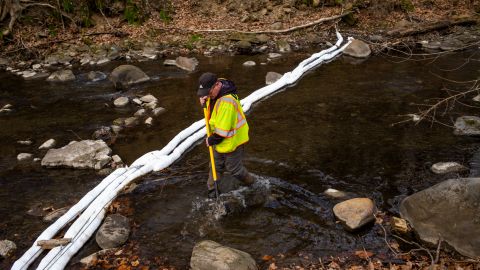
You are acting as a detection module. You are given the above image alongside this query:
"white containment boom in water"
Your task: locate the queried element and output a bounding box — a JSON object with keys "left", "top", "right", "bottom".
{"left": 12, "top": 31, "right": 353, "bottom": 270}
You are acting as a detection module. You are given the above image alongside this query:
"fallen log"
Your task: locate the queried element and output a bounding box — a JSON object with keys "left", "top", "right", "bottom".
{"left": 37, "top": 238, "right": 71, "bottom": 249}
{"left": 387, "top": 16, "right": 478, "bottom": 37}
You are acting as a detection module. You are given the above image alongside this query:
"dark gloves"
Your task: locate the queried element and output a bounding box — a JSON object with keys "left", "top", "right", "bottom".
{"left": 207, "top": 133, "right": 224, "bottom": 146}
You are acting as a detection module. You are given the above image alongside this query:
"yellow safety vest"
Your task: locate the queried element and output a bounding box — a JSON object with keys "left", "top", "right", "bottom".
{"left": 207, "top": 94, "right": 249, "bottom": 153}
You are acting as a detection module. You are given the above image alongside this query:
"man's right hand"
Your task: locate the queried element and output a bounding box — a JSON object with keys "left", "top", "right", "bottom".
{"left": 199, "top": 96, "right": 208, "bottom": 106}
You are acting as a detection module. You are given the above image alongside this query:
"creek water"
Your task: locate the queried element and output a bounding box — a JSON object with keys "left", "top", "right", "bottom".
{"left": 1, "top": 49, "right": 479, "bottom": 269}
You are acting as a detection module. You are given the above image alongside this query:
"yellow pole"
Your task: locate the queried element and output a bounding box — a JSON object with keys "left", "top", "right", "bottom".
{"left": 203, "top": 99, "right": 219, "bottom": 197}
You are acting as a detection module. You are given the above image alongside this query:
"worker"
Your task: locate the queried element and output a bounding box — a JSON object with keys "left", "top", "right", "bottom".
{"left": 197, "top": 72, "right": 255, "bottom": 198}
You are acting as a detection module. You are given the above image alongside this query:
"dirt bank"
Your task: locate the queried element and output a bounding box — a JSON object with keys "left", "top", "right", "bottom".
{"left": 0, "top": 0, "right": 478, "bottom": 64}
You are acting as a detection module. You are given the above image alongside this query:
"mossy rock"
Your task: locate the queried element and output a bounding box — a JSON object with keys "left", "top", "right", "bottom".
{"left": 399, "top": 0, "right": 414, "bottom": 12}
{"left": 342, "top": 13, "right": 357, "bottom": 26}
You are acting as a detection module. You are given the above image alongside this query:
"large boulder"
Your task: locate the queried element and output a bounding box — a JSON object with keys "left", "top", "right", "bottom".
{"left": 400, "top": 178, "right": 480, "bottom": 258}
{"left": 333, "top": 198, "right": 376, "bottom": 230}
{"left": 41, "top": 140, "right": 112, "bottom": 170}
{"left": 343, "top": 39, "right": 371, "bottom": 58}
{"left": 109, "top": 65, "right": 150, "bottom": 89}
{"left": 96, "top": 214, "right": 130, "bottom": 249}
{"left": 454, "top": 116, "right": 480, "bottom": 136}
{"left": 190, "top": 240, "right": 257, "bottom": 270}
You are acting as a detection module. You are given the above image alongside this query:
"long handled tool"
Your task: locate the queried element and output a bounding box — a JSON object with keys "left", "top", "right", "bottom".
{"left": 203, "top": 100, "right": 219, "bottom": 199}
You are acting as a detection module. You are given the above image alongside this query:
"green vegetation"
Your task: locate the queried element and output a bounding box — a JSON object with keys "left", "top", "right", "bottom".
{"left": 186, "top": 34, "right": 202, "bottom": 49}
{"left": 61, "top": 0, "right": 74, "bottom": 13}
{"left": 399, "top": 0, "right": 414, "bottom": 12}
{"left": 159, "top": 9, "right": 172, "bottom": 23}
{"left": 124, "top": 0, "right": 142, "bottom": 24}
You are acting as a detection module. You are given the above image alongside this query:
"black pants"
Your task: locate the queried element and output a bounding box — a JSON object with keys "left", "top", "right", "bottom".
{"left": 208, "top": 145, "right": 249, "bottom": 190}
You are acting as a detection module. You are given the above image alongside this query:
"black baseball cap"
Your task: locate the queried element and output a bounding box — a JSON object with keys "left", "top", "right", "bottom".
{"left": 197, "top": 72, "right": 218, "bottom": 97}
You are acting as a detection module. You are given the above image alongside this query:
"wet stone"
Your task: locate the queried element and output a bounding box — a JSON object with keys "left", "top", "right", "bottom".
{"left": 431, "top": 162, "right": 468, "bottom": 174}
{"left": 268, "top": 53, "right": 282, "bottom": 59}
{"left": 324, "top": 188, "right": 348, "bottom": 199}
{"left": 175, "top": 56, "right": 199, "bottom": 72}
{"left": 109, "top": 65, "right": 150, "bottom": 89}
{"left": 39, "top": 138, "right": 56, "bottom": 150}
{"left": 17, "top": 140, "right": 32, "bottom": 145}
{"left": 17, "top": 153, "right": 33, "bottom": 161}
{"left": 87, "top": 71, "right": 107, "bottom": 82}
{"left": 139, "top": 94, "right": 157, "bottom": 103}
{"left": 454, "top": 116, "right": 480, "bottom": 136}
{"left": 47, "top": 69, "right": 75, "bottom": 82}
{"left": 190, "top": 240, "right": 257, "bottom": 270}
{"left": 145, "top": 117, "right": 153, "bottom": 125}
{"left": 243, "top": 61, "right": 256, "bottom": 67}
{"left": 96, "top": 214, "right": 130, "bottom": 249}
{"left": 343, "top": 39, "right": 371, "bottom": 58}
{"left": 333, "top": 198, "right": 376, "bottom": 231}
{"left": 152, "top": 107, "right": 166, "bottom": 116}
{"left": 113, "top": 97, "right": 129, "bottom": 107}
{"left": 134, "top": 108, "right": 146, "bottom": 117}
{"left": 124, "top": 117, "right": 139, "bottom": 127}
{"left": 43, "top": 206, "right": 69, "bottom": 222}
{"left": 265, "top": 71, "right": 282, "bottom": 85}
{"left": 400, "top": 178, "right": 480, "bottom": 258}
{"left": 423, "top": 41, "right": 441, "bottom": 50}
{"left": 0, "top": 240, "right": 17, "bottom": 258}
{"left": 440, "top": 38, "right": 464, "bottom": 51}
{"left": 41, "top": 140, "right": 112, "bottom": 170}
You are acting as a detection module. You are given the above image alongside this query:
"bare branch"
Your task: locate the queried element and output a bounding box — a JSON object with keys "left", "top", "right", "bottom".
{"left": 189, "top": 11, "right": 351, "bottom": 34}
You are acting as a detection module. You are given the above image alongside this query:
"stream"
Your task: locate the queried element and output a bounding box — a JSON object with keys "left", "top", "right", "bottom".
{"left": 1, "top": 49, "right": 479, "bottom": 269}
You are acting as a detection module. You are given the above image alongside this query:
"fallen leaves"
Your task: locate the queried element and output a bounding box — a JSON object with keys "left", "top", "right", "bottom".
{"left": 355, "top": 250, "right": 374, "bottom": 260}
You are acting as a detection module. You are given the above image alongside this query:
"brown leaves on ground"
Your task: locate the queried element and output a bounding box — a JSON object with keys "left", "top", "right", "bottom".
{"left": 83, "top": 242, "right": 175, "bottom": 270}
{"left": 355, "top": 250, "right": 374, "bottom": 260}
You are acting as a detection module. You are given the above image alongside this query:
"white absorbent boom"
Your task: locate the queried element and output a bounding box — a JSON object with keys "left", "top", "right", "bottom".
{"left": 12, "top": 31, "right": 353, "bottom": 270}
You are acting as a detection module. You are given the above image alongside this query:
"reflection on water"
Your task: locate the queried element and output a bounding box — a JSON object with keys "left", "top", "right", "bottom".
{"left": 1, "top": 50, "right": 479, "bottom": 268}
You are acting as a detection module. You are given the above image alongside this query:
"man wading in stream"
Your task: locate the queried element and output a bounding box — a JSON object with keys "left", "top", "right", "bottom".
{"left": 197, "top": 72, "right": 255, "bottom": 198}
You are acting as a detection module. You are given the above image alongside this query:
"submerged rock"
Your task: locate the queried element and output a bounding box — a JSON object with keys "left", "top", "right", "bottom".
{"left": 431, "top": 162, "right": 468, "bottom": 174}
{"left": 343, "top": 39, "right": 371, "bottom": 58}
{"left": 0, "top": 240, "right": 16, "bottom": 258}
{"left": 92, "top": 126, "right": 114, "bottom": 143}
{"left": 87, "top": 71, "right": 107, "bottom": 82}
{"left": 109, "top": 65, "right": 150, "bottom": 89}
{"left": 217, "top": 175, "right": 270, "bottom": 214}
{"left": 96, "top": 214, "right": 130, "bottom": 249}
{"left": 333, "top": 198, "right": 376, "bottom": 230}
{"left": 400, "top": 178, "right": 480, "bottom": 258}
{"left": 47, "top": 69, "right": 75, "bottom": 82}
{"left": 190, "top": 240, "right": 257, "bottom": 270}
{"left": 41, "top": 140, "right": 112, "bottom": 170}
{"left": 454, "top": 116, "right": 480, "bottom": 136}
